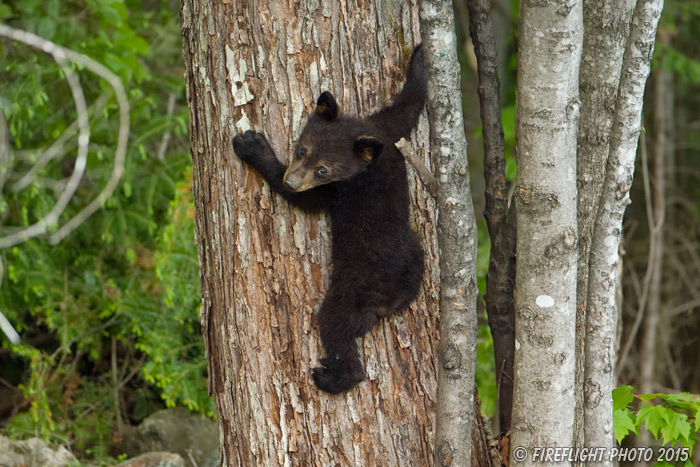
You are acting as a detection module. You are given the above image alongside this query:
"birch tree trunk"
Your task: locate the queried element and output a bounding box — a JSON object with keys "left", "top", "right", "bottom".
{"left": 584, "top": 0, "right": 663, "bottom": 462}
{"left": 180, "top": 1, "right": 441, "bottom": 465}
{"left": 575, "top": 0, "right": 635, "bottom": 457}
{"left": 511, "top": 1, "right": 582, "bottom": 463}
{"left": 419, "top": 2, "right": 480, "bottom": 465}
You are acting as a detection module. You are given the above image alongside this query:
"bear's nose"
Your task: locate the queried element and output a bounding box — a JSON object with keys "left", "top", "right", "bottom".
{"left": 284, "top": 176, "right": 301, "bottom": 191}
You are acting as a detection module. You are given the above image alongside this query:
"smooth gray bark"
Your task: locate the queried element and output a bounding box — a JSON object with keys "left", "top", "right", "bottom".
{"left": 420, "top": 1, "right": 479, "bottom": 466}
{"left": 585, "top": 0, "right": 664, "bottom": 462}
{"left": 576, "top": 0, "right": 635, "bottom": 459}
{"left": 511, "top": 1, "right": 582, "bottom": 464}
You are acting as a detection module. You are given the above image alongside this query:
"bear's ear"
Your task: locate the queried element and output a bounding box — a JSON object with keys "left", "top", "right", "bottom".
{"left": 316, "top": 91, "right": 339, "bottom": 122}
{"left": 354, "top": 136, "right": 384, "bottom": 163}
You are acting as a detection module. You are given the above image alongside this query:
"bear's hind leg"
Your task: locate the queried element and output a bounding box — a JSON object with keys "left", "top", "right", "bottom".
{"left": 312, "top": 292, "right": 377, "bottom": 394}
{"left": 391, "top": 238, "right": 425, "bottom": 315}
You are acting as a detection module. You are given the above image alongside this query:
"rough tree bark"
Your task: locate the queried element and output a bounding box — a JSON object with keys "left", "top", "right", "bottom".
{"left": 180, "top": 1, "right": 442, "bottom": 465}
{"left": 419, "top": 1, "right": 480, "bottom": 466}
{"left": 511, "top": 1, "right": 582, "bottom": 463}
{"left": 575, "top": 0, "right": 635, "bottom": 458}
{"left": 584, "top": 0, "right": 663, "bottom": 461}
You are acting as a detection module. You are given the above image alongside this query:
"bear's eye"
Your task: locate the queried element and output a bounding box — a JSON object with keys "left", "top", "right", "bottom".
{"left": 297, "top": 147, "right": 307, "bottom": 159}
{"left": 316, "top": 167, "right": 328, "bottom": 177}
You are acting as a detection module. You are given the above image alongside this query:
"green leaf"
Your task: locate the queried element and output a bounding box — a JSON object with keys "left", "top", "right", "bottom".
{"left": 125, "top": 248, "right": 136, "bottom": 265}
{"left": 113, "top": 30, "right": 151, "bottom": 56}
{"left": 99, "top": 5, "right": 123, "bottom": 27}
{"left": 613, "top": 409, "right": 636, "bottom": 444}
{"left": 0, "top": 4, "right": 14, "bottom": 20}
{"left": 637, "top": 404, "right": 667, "bottom": 439}
{"left": 661, "top": 411, "right": 692, "bottom": 444}
{"left": 36, "top": 17, "right": 56, "bottom": 40}
{"left": 613, "top": 385, "right": 635, "bottom": 411}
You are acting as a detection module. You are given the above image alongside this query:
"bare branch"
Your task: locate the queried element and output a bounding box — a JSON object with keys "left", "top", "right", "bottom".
{"left": 668, "top": 297, "right": 700, "bottom": 316}
{"left": 47, "top": 44, "right": 129, "bottom": 244}
{"left": 0, "top": 256, "right": 19, "bottom": 344}
{"left": 157, "top": 92, "right": 177, "bottom": 162}
{"left": 0, "top": 311, "right": 20, "bottom": 345}
{"left": 0, "top": 24, "right": 129, "bottom": 247}
{"left": 616, "top": 129, "right": 659, "bottom": 375}
{"left": 395, "top": 138, "right": 437, "bottom": 197}
{"left": 0, "top": 24, "right": 90, "bottom": 249}
{"left": 12, "top": 91, "right": 111, "bottom": 193}
{"left": 0, "top": 111, "right": 10, "bottom": 194}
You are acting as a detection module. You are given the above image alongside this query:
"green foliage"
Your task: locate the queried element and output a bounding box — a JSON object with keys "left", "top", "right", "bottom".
{"left": 474, "top": 220, "right": 496, "bottom": 417}
{"left": 654, "top": 42, "right": 700, "bottom": 84}
{"left": 0, "top": 0, "right": 210, "bottom": 461}
{"left": 613, "top": 386, "right": 700, "bottom": 466}
{"left": 500, "top": 105, "right": 517, "bottom": 183}
{"left": 653, "top": 0, "right": 700, "bottom": 84}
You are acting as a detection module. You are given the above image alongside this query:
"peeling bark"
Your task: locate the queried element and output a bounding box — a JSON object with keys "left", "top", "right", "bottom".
{"left": 511, "top": 1, "right": 582, "bottom": 464}
{"left": 180, "top": 1, "right": 441, "bottom": 465}
{"left": 584, "top": 0, "right": 663, "bottom": 462}
{"left": 420, "top": 1, "right": 480, "bottom": 466}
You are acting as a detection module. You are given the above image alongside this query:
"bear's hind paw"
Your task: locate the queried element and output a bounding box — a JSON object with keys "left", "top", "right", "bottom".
{"left": 312, "top": 362, "right": 364, "bottom": 394}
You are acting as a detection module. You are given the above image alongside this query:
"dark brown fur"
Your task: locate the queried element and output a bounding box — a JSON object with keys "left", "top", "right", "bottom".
{"left": 232, "top": 45, "right": 427, "bottom": 393}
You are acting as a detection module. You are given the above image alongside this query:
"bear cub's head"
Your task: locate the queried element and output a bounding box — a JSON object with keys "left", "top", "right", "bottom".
{"left": 283, "top": 92, "right": 383, "bottom": 192}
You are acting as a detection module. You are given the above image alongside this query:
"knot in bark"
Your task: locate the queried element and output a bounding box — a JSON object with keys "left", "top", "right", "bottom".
{"left": 440, "top": 342, "right": 462, "bottom": 370}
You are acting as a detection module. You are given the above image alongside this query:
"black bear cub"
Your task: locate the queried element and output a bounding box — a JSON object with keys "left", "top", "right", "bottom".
{"left": 233, "top": 45, "right": 426, "bottom": 394}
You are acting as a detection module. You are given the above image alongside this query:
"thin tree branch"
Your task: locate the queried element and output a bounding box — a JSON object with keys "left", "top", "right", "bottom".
{"left": 0, "top": 25, "right": 90, "bottom": 249}
{"left": 12, "top": 91, "right": 111, "bottom": 193}
{"left": 0, "top": 111, "right": 10, "bottom": 194}
{"left": 0, "top": 24, "right": 129, "bottom": 247}
{"left": 47, "top": 44, "right": 130, "bottom": 244}
{"left": 157, "top": 92, "right": 177, "bottom": 162}
{"left": 668, "top": 297, "right": 700, "bottom": 316}
{"left": 617, "top": 129, "right": 659, "bottom": 374}
{"left": 395, "top": 138, "right": 437, "bottom": 197}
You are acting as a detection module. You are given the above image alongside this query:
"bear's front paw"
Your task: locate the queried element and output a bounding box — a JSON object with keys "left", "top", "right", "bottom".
{"left": 312, "top": 360, "right": 365, "bottom": 394}
{"left": 232, "top": 130, "right": 273, "bottom": 163}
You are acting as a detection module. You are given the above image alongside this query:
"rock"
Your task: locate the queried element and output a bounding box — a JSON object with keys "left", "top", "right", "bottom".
{"left": 122, "top": 408, "right": 219, "bottom": 467}
{"left": 0, "top": 434, "right": 78, "bottom": 467}
{"left": 116, "top": 452, "right": 186, "bottom": 467}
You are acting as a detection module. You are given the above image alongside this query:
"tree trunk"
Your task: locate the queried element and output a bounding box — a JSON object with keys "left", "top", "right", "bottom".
{"left": 181, "top": 1, "right": 441, "bottom": 464}
{"left": 575, "top": 0, "right": 635, "bottom": 459}
{"left": 420, "top": 1, "right": 480, "bottom": 466}
{"left": 466, "top": 0, "right": 514, "bottom": 436}
{"left": 585, "top": 0, "right": 663, "bottom": 462}
{"left": 511, "top": 1, "right": 582, "bottom": 463}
